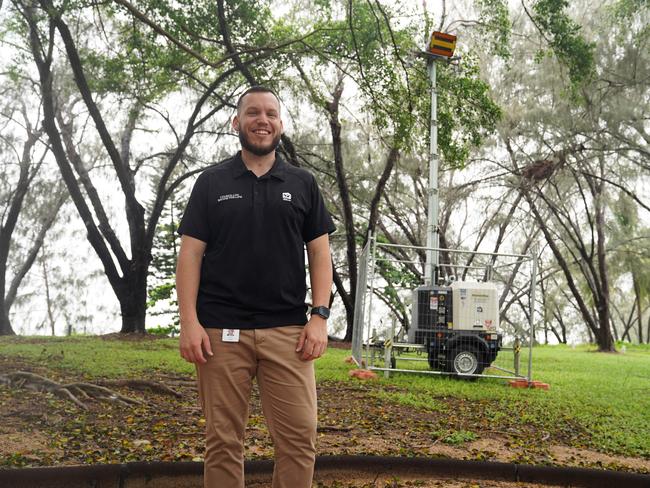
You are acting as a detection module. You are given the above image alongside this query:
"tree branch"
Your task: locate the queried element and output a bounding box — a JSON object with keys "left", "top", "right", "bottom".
{"left": 54, "top": 108, "right": 129, "bottom": 269}
{"left": 41, "top": 0, "right": 145, "bottom": 230}
{"left": 364, "top": 146, "right": 399, "bottom": 246}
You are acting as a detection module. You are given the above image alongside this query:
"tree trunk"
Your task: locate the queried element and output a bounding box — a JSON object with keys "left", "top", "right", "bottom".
{"left": 332, "top": 267, "right": 354, "bottom": 342}
{"left": 117, "top": 253, "right": 150, "bottom": 334}
{"left": 119, "top": 293, "right": 147, "bottom": 334}
{"left": 20, "top": 1, "right": 233, "bottom": 338}
{"left": 586, "top": 326, "right": 594, "bottom": 344}
{"left": 364, "top": 147, "right": 399, "bottom": 244}
{"left": 553, "top": 306, "right": 568, "bottom": 343}
{"left": 326, "top": 80, "right": 357, "bottom": 342}
{"left": 0, "top": 123, "right": 42, "bottom": 337}
{"left": 42, "top": 254, "right": 56, "bottom": 336}
{"left": 549, "top": 311, "right": 565, "bottom": 344}
{"left": 515, "top": 143, "right": 615, "bottom": 352}
{"left": 632, "top": 271, "right": 644, "bottom": 344}
{"left": 0, "top": 300, "right": 15, "bottom": 336}
{"left": 593, "top": 164, "right": 615, "bottom": 352}
{"left": 616, "top": 299, "right": 636, "bottom": 342}
{"left": 0, "top": 245, "right": 13, "bottom": 333}
{"left": 611, "top": 317, "right": 620, "bottom": 342}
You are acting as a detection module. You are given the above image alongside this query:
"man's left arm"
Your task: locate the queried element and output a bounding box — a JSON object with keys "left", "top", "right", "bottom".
{"left": 296, "top": 233, "right": 333, "bottom": 361}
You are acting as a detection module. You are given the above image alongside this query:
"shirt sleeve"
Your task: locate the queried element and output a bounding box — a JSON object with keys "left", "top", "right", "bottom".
{"left": 177, "top": 172, "right": 210, "bottom": 243}
{"left": 302, "top": 174, "right": 336, "bottom": 243}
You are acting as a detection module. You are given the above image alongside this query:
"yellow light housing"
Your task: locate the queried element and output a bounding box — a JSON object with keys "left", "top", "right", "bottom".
{"left": 428, "top": 31, "right": 457, "bottom": 58}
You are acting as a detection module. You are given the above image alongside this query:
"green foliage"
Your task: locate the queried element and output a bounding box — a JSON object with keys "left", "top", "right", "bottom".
{"left": 438, "top": 429, "right": 478, "bottom": 445}
{"left": 374, "top": 236, "right": 420, "bottom": 290}
{"left": 51, "top": 0, "right": 285, "bottom": 104}
{"left": 284, "top": 1, "right": 428, "bottom": 150}
{"left": 147, "top": 198, "right": 182, "bottom": 335}
{"left": 435, "top": 56, "right": 502, "bottom": 169}
{"left": 610, "top": 0, "right": 650, "bottom": 20}
{"left": 80, "top": 33, "right": 185, "bottom": 101}
{"left": 476, "top": 0, "right": 512, "bottom": 59}
{"left": 372, "top": 390, "right": 444, "bottom": 411}
{"left": 222, "top": 0, "right": 274, "bottom": 44}
{"left": 531, "top": 0, "right": 596, "bottom": 89}
{"left": 609, "top": 194, "right": 650, "bottom": 340}
{"left": 147, "top": 323, "right": 180, "bottom": 336}
{"left": 374, "top": 254, "right": 419, "bottom": 310}
{"left": 608, "top": 0, "right": 650, "bottom": 51}
{"left": 296, "top": 1, "right": 501, "bottom": 165}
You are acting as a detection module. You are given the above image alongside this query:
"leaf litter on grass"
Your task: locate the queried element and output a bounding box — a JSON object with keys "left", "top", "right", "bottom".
{"left": 1, "top": 351, "right": 649, "bottom": 476}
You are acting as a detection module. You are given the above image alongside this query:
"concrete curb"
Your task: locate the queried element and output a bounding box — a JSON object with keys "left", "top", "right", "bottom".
{"left": 0, "top": 455, "right": 648, "bottom": 487}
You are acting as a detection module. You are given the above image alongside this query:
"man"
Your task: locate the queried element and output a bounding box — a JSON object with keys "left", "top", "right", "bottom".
{"left": 176, "top": 86, "right": 335, "bottom": 488}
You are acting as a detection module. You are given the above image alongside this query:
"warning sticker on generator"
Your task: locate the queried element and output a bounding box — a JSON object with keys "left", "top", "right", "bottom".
{"left": 429, "top": 296, "right": 438, "bottom": 310}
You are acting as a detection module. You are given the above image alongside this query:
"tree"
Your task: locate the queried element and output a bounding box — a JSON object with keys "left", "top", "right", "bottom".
{"left": 8, "top": 0, "right": 364, "bottom": 334}
{"left": 274, "top": 1, "right": 502, "bottom": 339}
{"left": 610, "top": 194, "right": 650, "bottom": 343}
{"left": 8, "top": 0, "right": 272, "bottom": 332}
{"left": 481, "top": 0, "right": 649, "bottom": 351}
{"left": 0, "top": 80, "right": 65, "bottom": 335}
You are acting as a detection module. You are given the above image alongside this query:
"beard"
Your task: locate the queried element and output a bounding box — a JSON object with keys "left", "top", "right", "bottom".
{"left": 238, "top": 130, "right": 281, "bottom": 156}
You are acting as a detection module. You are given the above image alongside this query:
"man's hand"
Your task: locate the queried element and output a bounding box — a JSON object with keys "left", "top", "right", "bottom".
{"left": 179, "top": 321, "right": 213, "bottom": 364}
{"left": 296, "top": 317, "right": 328, "bottom": 361}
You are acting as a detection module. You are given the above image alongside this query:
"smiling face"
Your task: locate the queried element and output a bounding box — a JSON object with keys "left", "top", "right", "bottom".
{"left": 233, "top": 91, "right": 283, "bottom": 157}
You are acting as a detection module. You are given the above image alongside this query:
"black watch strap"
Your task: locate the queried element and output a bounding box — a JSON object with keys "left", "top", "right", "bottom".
{"left": 310, "top": 306, "right": 330, "bottom": 319}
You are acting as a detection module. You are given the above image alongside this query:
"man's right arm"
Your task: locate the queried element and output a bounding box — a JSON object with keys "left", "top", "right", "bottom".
{"left": 177, "top": 235, "right": 213, "bottom": 364}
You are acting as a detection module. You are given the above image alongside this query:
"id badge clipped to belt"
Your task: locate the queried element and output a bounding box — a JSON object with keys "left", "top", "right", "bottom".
{"left": 222, "top": 329, "right": 240, "bottom": 343}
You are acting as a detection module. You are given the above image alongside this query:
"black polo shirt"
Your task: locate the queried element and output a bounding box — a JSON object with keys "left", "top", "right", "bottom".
{"left": 178, "top": 152, "right": 336, "bottom": 329}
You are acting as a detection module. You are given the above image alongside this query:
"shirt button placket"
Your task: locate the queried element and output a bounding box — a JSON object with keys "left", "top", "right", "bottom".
{"left": 254, "top": 179, "right": 265, "bottom": 207}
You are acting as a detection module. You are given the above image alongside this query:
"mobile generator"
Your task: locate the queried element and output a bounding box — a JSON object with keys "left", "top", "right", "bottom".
{"left": 407, "top": 281, "right": 502, "bottom": 375}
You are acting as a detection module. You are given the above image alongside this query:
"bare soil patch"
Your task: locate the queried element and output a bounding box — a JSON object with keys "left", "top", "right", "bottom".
{"left": 549, "top": 445, "right": 650, "bottom": 472}
{"left": 308, "top": 474, "right": 567, "bottom": 487}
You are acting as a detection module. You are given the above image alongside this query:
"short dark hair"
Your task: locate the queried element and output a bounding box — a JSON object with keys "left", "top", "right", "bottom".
{"left": 236, "top": 86, "right": 281, "bottom": 113}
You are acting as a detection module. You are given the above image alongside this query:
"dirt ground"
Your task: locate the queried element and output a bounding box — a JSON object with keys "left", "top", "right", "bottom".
{"left": 309, "top": 475, "right": 568, "bottom": 487}
{"left": 1, "top": 348, "right": 648, "bottom": 487}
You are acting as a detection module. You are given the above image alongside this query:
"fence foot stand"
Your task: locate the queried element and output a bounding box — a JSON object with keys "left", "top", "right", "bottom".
{"left": 508, "top": 379, "right": 550, "bottom": 390}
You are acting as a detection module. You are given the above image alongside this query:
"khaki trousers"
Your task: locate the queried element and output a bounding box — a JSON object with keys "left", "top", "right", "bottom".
{"left": 196, "top": 326, "right": 317, "bottom": 488}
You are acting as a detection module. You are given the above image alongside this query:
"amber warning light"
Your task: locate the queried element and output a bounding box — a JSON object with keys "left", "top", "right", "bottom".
{"left": 428, "top": 31, "right": 457, "bottom": 58}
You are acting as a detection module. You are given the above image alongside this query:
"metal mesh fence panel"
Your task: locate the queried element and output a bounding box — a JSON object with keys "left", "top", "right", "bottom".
{"left": 352, "top": 237, "right": 537, "bottom": 381}
{"left": 351, "top": 242, "right": 369, "bottom": 366}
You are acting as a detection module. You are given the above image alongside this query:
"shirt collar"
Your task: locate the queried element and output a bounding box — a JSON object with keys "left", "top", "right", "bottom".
{"left": 231, "top": 151, "right": 286, "bottom": 181}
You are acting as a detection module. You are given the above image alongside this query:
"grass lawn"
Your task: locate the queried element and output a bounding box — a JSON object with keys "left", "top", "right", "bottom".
{"left": 1, "top": 335, "right": 649, "bottom": 467}
{"left": 362, "top": 344, "right": 650, "bottom": 458}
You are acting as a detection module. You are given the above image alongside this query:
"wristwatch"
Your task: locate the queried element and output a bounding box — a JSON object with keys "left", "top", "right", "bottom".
{"left": 310, "top": 306, "right": 330, "bottom": 320}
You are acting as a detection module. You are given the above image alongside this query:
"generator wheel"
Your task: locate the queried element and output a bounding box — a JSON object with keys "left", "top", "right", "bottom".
{"left": 449, "top": 346, "right": 485, "bottom": 376}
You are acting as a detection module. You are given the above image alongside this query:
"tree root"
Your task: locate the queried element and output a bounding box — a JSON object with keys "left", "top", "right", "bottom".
{"left": 96, "top": 379, "right": 182, "bottom": 398}
{"left": 317, "top": 424, "right": 353, "bottom": 432}
{"left": 157, "top": 374, "right": 197, "bottom": 388}
{"left": 0, "top": 371, "right": 179, "bottom": 409}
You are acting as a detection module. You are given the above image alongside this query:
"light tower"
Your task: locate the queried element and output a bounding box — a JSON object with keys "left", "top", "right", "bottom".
{"left": 420, "top": 31, "right": 458, "bottom": 285}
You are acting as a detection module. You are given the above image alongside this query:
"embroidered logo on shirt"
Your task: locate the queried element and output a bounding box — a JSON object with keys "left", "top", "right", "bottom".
{"left": 217, "top": 193, "right": 243, "bottom": 203}
{"left": 282, "top": 192, "right": 292, "bottom": 202}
